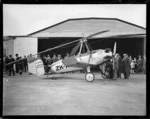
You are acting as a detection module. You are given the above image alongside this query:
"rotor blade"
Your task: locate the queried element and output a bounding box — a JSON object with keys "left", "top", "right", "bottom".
{"left": 87, "top": 30, "right": 110, "bottom": 39}
{"left": 5, "top": 57, "right": 26, "bottom": 66}
{"left": 5, "top": 38, "right": 81, "bottom": 66}
{"left": 97, "top": 33, "right": 146, "bottom": 39}
{"left": 113, "top": 42, "right": 117, "bottom": 55}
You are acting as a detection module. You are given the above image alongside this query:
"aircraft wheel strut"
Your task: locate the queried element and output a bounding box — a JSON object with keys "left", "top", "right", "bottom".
{"left": 85, "top": 73, "right": 95, "bottom": 82}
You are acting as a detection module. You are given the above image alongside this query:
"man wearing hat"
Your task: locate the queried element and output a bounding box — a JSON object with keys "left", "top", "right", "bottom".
{"left": 112, "top": 54, "right": 118, "bottom": 80}
{"left": 116, "top": 53, "right": 122, "bottom": 78}
{"left": 122, "top": 54, "right": 130, "bottom": 79}
{"left": 15, "top": 54, "right": 19, "bottom": 73}
{"left": 8, "top": 55, "right": 15, "bottom": 76}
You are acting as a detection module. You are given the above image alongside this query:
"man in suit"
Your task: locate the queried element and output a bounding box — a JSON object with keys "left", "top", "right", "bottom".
{"left": 137, "top": 55, "right": 143, "bottom": 74}
{"left": 143, "top": 55, "right": 146, "bottom": 74}
{"left": 23, "top": 55, "right": 28, "bottom": 72}
{"left": 18, "top": 57, "right": 24, "bottom": 75}
{"left": 112, "top": 54, "right": 118, "bottom": 80}
{"left": 122, "top": 54, "right": 130, "bottom": 79}
{"left": 116, "top": 53, "right": 122, "bottom": 78}
{"left": 8, "top": 55, "right": 15, "bottom": 76}
{"left": 15, "top": 54, "right": 19, "bottom": 73}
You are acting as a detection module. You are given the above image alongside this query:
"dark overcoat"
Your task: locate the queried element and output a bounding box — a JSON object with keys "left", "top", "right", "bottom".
{"left": 122, "top": 57, "right": 130, "bottom": 78}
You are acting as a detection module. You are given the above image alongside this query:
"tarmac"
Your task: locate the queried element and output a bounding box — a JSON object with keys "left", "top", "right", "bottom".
{"left": 3, "top": 72, "right": 146, "bottom": 115}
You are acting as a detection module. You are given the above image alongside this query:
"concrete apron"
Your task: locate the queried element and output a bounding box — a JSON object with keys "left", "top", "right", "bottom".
{"left": 3, "top": 73, "right": 146, "bottom": 115}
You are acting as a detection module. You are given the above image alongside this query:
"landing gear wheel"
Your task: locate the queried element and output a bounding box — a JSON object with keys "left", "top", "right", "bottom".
{"left": 85, "top": 73, "right": 95, "bottom": 82}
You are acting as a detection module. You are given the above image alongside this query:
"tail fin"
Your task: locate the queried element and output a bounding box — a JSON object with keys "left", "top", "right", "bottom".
{"left": 28, "top": 59, "right": 45, "bottom": 76}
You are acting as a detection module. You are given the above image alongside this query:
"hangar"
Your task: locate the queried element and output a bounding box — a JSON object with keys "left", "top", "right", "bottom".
{"left": 3, "top": 17, "right": 146, "bottom": 58}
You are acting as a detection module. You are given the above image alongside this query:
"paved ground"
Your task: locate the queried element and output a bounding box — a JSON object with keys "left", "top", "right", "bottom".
{"left": 3, "top": 72, "right": 146, "bottom": 115}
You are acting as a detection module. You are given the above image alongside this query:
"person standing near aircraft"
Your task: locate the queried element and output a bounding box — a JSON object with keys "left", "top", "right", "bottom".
{"left": 105, "top": 59, "right": 113, "bottom": 79}
{"left": 52, "top": 54, "right": 58, "bottom": 63}
{"left": 57, "top": 54, "right": 62, "bottom": 60}
{"left": 129, "top": 55, "right": 133, "bottom": 76}
{"left": 27, "top": 54, "right": 35, "bottom": 63}
{"left": 45, "top": 55, "right": 52, "bottom": 73}
{"left": 42, "top": 55, "right": 47, "bottom": 72}
{"left": 18, "top": 57, "right": 24, "bottom": 75}
{"left": 64, "top": 53, "right": 69, "bottom": 59}
{"left": 46, "top": 55, "right": 52, "bottom": 65}
{"left": 137, "top": 55, "right": 143, "bottom": 74}
{"left": 116, "top": 53, "right": 122, "bottom": 78}
{"left": 36, "top": 54, "right": 41, "bottom": 60}
{"left": 5, "top": 56, "right": 9, "bottom": 75}
{"left": 112, "top": 54, "right": 118, "bottom": 80}
{"left": 130, "top": 60, "right": 135, "bottom": 74}
{"left": 133, "top": 57, "right": 137, "bottom": 73}
{"left": 23, "top": 55, "right": 28, "bottom": 72}
{"left": 8, "top": 55, "right": 15, "bottom": 76}
{"left": 122, "top": 54, "right": 130, "bottom": 79}
{"left": 129, "top": 56, "right": 132, "bottom": 63}
{"left": 15, "top": 54, "right": 19, "bottom": 73}
{"left": 143, "top": 55, "right": 146, "bottom": 74}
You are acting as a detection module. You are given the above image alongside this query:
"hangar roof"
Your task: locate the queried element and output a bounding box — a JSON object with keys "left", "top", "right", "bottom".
{"left": 28, "top": 18, "right": 146, "bottom": 38}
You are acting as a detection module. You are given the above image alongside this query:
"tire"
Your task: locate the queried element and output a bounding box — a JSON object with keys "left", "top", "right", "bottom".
{"left": 85, "top": 73, "right": 95, "bottom": 82}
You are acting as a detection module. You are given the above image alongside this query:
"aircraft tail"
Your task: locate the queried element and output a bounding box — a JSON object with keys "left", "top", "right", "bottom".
{"left": 28, "top": 59, "right": 45, "bottom": 76}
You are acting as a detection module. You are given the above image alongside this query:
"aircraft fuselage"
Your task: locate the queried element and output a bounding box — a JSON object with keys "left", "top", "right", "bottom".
{"left": 50, "top": 49, "right": 112, "bottom": 73}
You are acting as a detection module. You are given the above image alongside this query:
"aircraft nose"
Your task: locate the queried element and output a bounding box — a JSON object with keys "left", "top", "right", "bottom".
{"left": 104, "top": 52, "right": 113, "bottom": 59}
{"left": 104, "top": 55, "right": 111, "bottom": 59}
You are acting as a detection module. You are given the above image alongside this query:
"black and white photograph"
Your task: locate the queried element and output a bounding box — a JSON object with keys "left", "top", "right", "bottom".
{"left": 3, "top": 4, "right": 146, "bottom": 115}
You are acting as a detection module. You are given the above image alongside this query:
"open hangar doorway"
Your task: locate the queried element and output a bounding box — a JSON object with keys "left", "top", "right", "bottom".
{"left": 89, "top": 36, "right": 145, "bottom": 58}
{"left": 38, "top": 37, "right": 81, "bottom": 58}
{"left": 38, "top": 36, "right": 145, "bottom": 59}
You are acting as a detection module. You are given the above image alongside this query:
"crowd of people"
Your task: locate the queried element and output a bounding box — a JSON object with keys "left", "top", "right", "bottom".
{"left": 4, "top": 54, "right": 28, "bottom": 76}
{"left": 105, "top": 53, "right": 146, "bottom": 80}
{"left": 3, "top": 53, "right": 69, "bottom": 76}
{"left": 40, "top": 53, "right": 70, "bottom": 66}
{"left": 40, "top": 53, "right": 70, "bottom": 73}
{"left": 3, "top": 52, "right": 146, "bottom": 79}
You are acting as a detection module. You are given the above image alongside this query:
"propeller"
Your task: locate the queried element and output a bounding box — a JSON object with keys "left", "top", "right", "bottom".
{"left": 113, "top": 42, "right": 117, "bottom": 57}
{"left": 113, "top": 42, "right": 116, "bottom": 55}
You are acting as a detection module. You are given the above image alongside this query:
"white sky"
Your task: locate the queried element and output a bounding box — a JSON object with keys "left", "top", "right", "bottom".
{"left": 3, "top": 4, "right": 146, "bottom": 36}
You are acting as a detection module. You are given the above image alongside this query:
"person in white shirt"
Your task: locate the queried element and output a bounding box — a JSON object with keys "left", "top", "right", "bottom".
{"left": 130, "top": 60, "right": 135, "bottom": 74}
